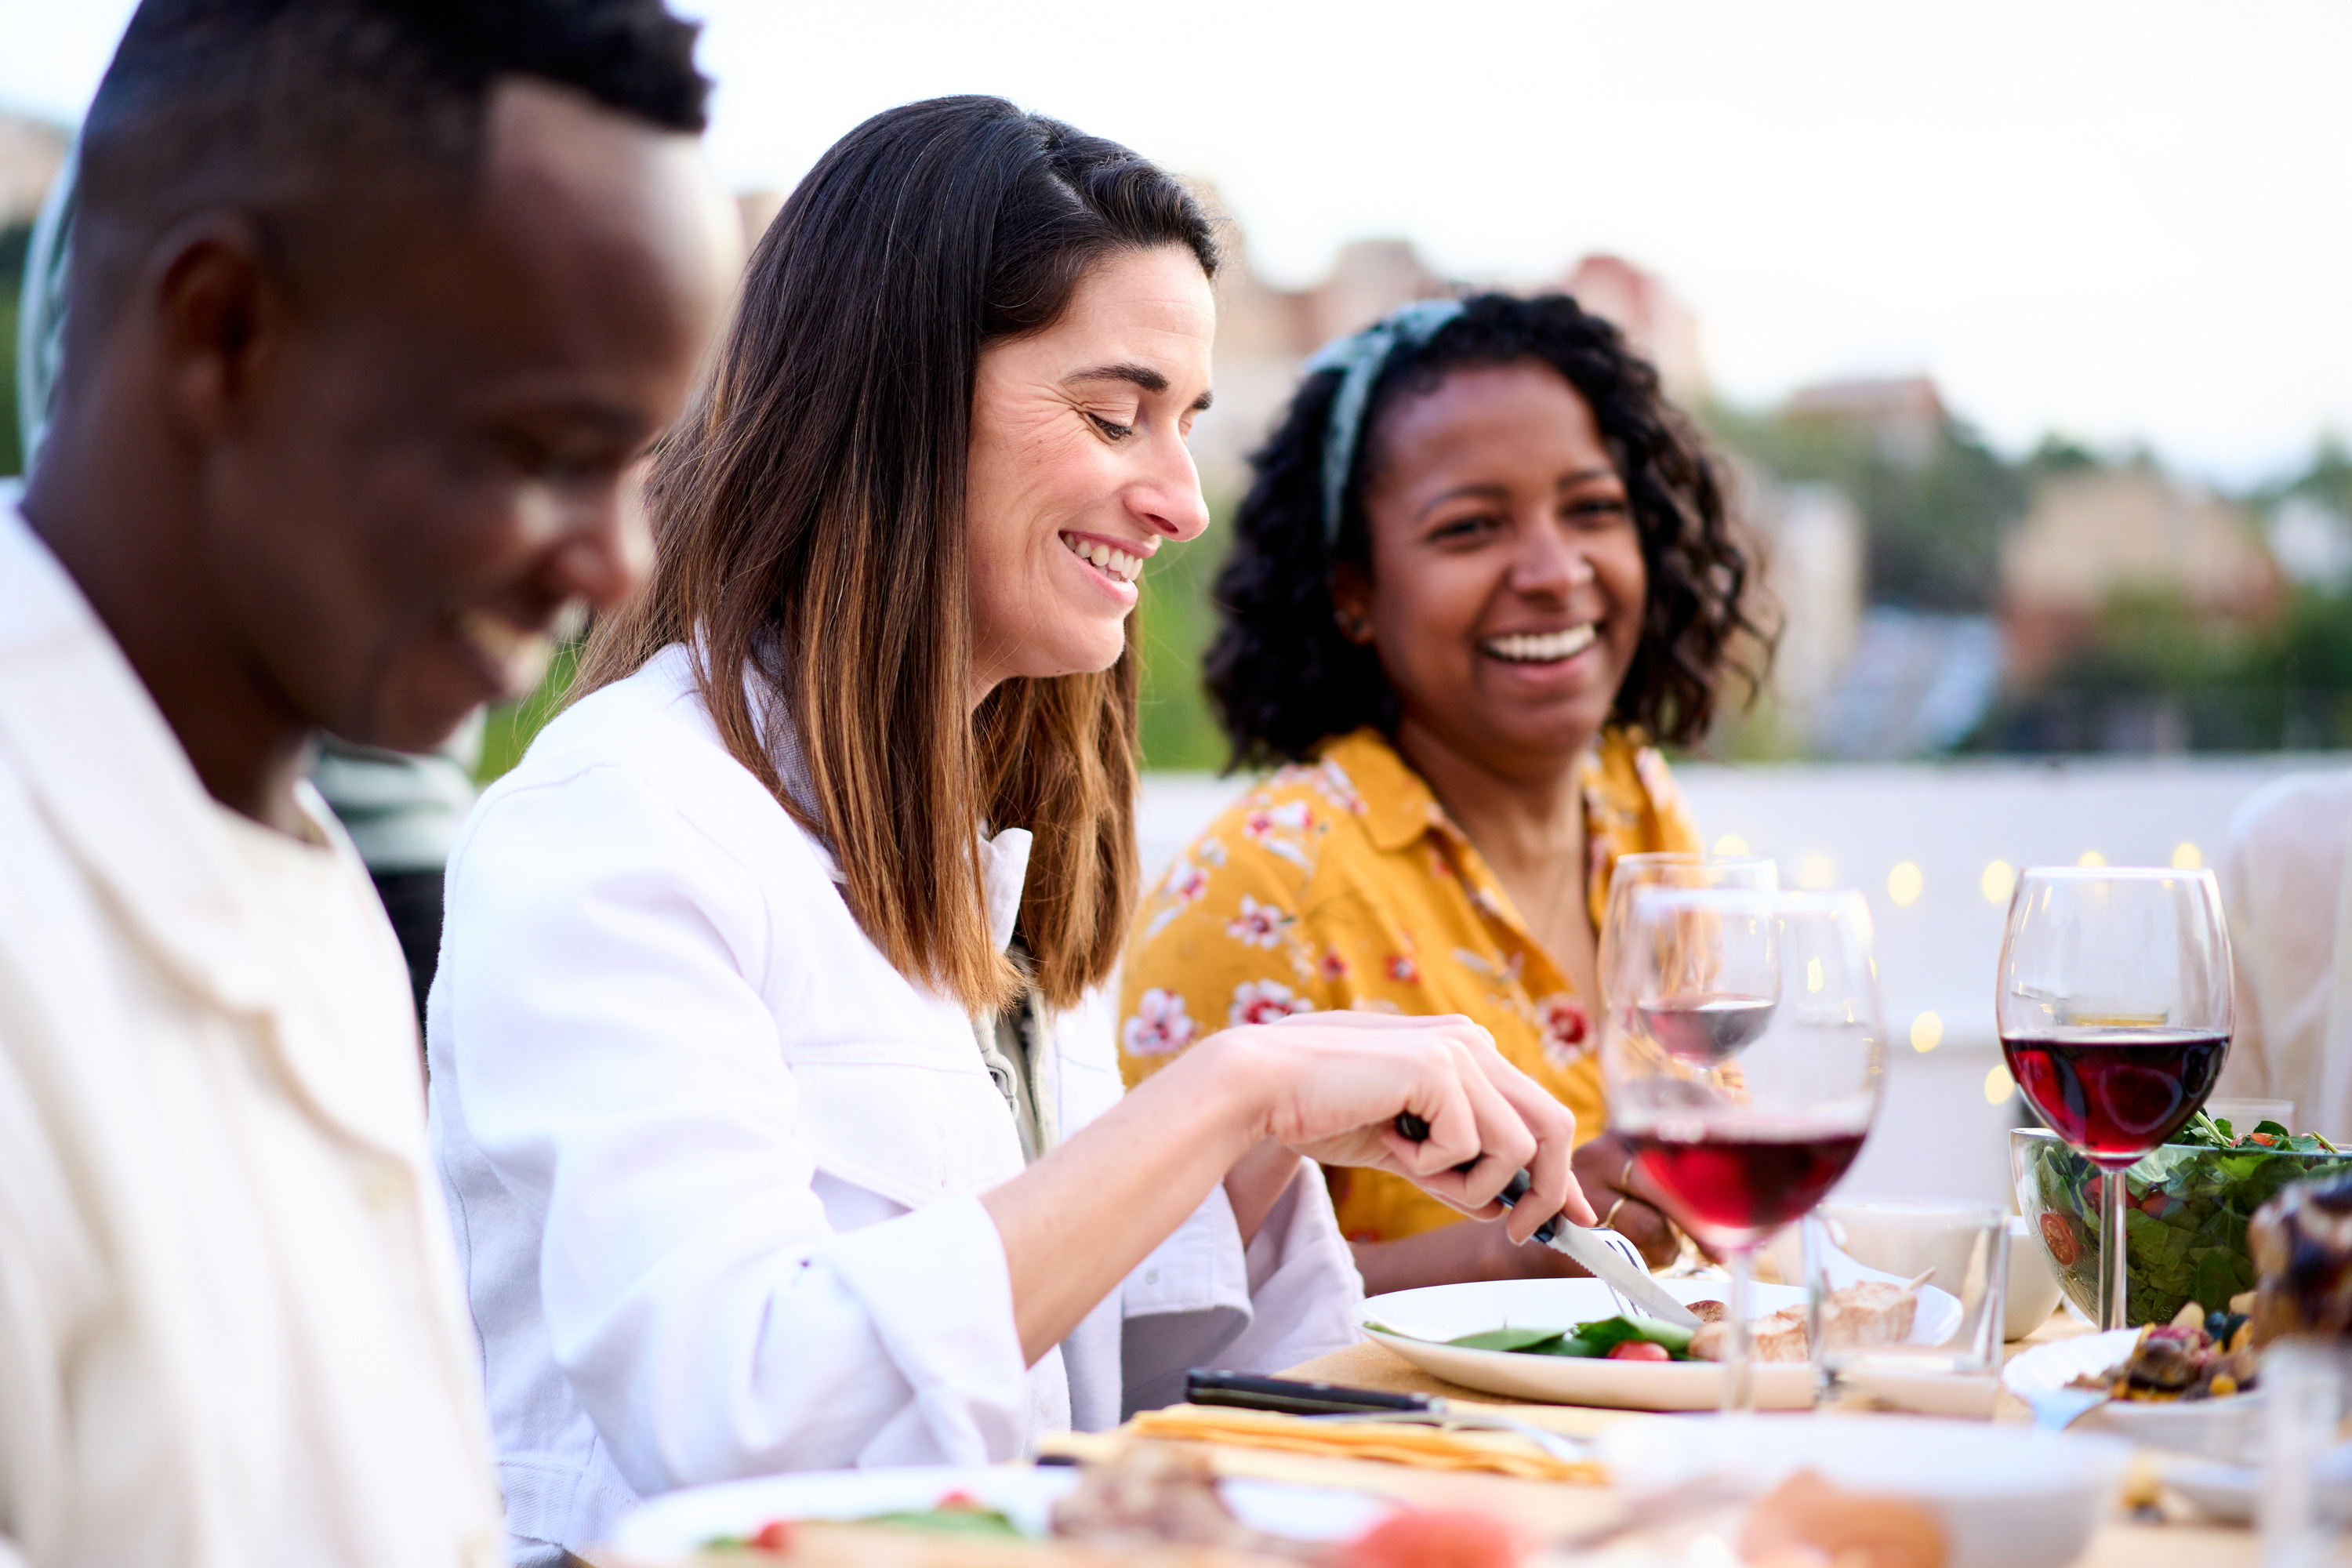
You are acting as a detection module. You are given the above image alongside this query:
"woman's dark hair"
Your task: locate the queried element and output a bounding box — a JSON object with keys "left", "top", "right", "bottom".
{"left": 579, "top": 96, "right": 1218, "bottom": 1011}
{"left": 1206, "top": 292, "right": 1767, "bottom": 768}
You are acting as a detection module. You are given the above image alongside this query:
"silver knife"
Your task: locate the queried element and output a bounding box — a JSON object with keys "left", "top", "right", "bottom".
{"left": 1496, "top": 1171, "right": 1702, "bottom": 1328}
{"left": 1392, "top": 1112, "right": 1698, "bottom": 1327}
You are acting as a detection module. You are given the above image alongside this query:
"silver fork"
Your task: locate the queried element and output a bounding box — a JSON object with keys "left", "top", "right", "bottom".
{"left": 1582, "top": 1225, "right": 1655, "bottom": 1318}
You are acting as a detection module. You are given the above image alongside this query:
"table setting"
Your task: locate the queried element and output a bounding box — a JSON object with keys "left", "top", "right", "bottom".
{"left": 590, "top": 858, "right": 2352, "bottom": 1568}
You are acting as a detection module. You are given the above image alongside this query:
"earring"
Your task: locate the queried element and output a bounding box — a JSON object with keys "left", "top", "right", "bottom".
{"left": 1334, "top": 611, "right": 1370, "bottom": 641}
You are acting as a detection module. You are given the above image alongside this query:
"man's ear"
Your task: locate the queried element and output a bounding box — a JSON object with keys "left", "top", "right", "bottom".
{"left": 1330, "top": 561, "right": 1377, "bottom": 645}
{"left": 151, "top": 216, "right": 289, "bottom": 441}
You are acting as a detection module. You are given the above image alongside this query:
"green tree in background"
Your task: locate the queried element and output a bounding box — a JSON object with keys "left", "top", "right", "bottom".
{"left": 2263, "top": 433, "right": 2352, "bottom": 519}
{"left": 1, "top": 223, "right": 29, "bottom": 477}
{"left": 473, "top": 641, "right": 579, "bottom": 783}
{"left": 1702, "top": 400, "right": 2024, "bottom": 611}
{"left": 475, "top": 521, "right": 1240, "bottom": 787}
{"left": 1131, "top": 513, "right": 1230, "bottom": 771}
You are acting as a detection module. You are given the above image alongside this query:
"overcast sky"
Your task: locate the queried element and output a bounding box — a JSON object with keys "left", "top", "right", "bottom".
{"left": 5, "top": 0, "right": 2347, "bottom": 485}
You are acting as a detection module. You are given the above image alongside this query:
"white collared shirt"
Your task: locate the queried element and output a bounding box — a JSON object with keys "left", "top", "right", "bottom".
{"left": 0, "top": 506, "right": 506, "bottom": 1568}
{"left": 428, "top": 644, "right": 1362, "bottom": 1564}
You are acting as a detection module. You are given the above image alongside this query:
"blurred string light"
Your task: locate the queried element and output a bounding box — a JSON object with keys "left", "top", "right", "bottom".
{"left": 2172, "top": 841, "right": 2203, "bottom": 870}
{"left": 1713, "top": 834, "right": 1750, "bottom": 856}
{"left": 1984, "top": 1062, "right": 2016, "bottom": 1105}
{"left": 1981, "top": 860, "right": 2016, "bottom": 904}
{"left": 1797, "top": 854, "right": 1835, "bottom": 890}
{"left": 2078, "top": 850, "right": 2107, "bottom": 868}
{"left": 1886, "top": 862, "right": 1923, "bottom": 906}
{"left": 1911, "top": 1011, "right": 1942, "bottom": 1053}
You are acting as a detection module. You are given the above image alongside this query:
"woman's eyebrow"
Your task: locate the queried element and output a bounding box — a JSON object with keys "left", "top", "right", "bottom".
{"left": 1556, "top": 466, "right": 1621, "bottom": 489}
{"left": 1063, "top": 362, "right": 1214, "bottom": 412}
{"left": 1416, "top": 481, "right": 1512, "bottom": 521}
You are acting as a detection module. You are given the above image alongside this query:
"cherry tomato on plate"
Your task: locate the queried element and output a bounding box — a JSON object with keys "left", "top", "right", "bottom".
{"left": 1607, "top": 1340, "right": 1672, "bottom": 1361}
{"left": 1341, "top": 1508, "right": 1522, "bottom": 1568}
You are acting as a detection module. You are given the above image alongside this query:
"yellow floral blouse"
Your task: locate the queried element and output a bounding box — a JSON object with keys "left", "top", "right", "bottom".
{"left": 1118, "top": 726, "right": 1700, "bottom": 1245}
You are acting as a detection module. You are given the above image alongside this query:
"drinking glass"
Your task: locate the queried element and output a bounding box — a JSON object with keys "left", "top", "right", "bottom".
{"left": 1601, "top": 887, "right": 1886, "bottom": 1413}
{"left": 1803, "top": 1200, "right": 2009, "bottom": 1408}
{"left": 1596, "top": 851, "right": 1779, "bottom": 1029}
{"left": 1996, "top": 866, "right": 2232, "bottom": 1330}
{"left": 2262, "top": 1339, "right": 2352, "bottom": 1567}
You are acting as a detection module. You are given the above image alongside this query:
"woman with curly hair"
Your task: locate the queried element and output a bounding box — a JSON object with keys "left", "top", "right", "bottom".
{"left": 1120, "top": 293, "right": 1766, "bottom": 1294}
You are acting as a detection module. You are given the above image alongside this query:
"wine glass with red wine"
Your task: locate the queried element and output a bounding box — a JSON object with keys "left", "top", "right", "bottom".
{"left": 1598, "top": 852, "right": 1780, "bottom": 1060}
{"left": 1997, "top": 866, "right": 2232, "bottom": 1330}
{"left": 1601, "top": 887, "right": 1885, "bottom": 1414}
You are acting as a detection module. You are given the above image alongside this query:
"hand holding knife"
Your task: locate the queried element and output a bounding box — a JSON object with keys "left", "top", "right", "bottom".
{"left": 1392, "top": 1111, "right": 1699, "bottom": 1327}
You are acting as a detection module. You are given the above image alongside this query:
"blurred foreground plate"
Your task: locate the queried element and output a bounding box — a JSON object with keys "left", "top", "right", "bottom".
{"left": 1363, "top": 1276, "right": 1958, "bottom": 1412}
{"left": 1605, "top": 1414, "right": 2128, "bottom": 1568}
{"left": 605, "top": 1463, "right": 1393, "bottom": 1564}
{"left": 2002, "top": 1328, "right": 2263, "bottom": 1460}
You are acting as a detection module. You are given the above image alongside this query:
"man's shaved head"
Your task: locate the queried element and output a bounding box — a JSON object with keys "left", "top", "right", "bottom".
{"left": 71, "top": 0, "right": 710, "bottom": 358}
{"left": 27, "top": 0, "right": 734, "bottom": 830}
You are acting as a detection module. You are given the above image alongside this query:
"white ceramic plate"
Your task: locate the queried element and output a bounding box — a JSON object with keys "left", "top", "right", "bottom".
{"left": 1604, "top": 1414, "right": 2129, "bottom": 1568}
{"left": 606, "top": 1464, "right": 1396, "bottom": 1563}
{"left": 2159, "top": 1460, "right": 2256, "bottom": 1523}
{"left": 2002, "top": 1328, "right": 2263, "bottom": 1460}
{"left": 1362, "top": 1276, "right": 1961, "bottom": 1411}
{"left": 2161, "top": 1446, "right": 2352, "bottom": 1525}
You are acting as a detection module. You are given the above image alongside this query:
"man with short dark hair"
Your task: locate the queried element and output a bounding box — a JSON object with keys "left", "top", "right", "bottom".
{"left": 0, "top": 2, "right": 732, "bottom": 1563}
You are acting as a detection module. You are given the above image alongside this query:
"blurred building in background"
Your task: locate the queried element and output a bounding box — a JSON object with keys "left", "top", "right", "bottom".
{"left": 1782, "top": 376, "right": 1947, "bottom": 470}
{"left": 1999, "top": 465, "right": 2280, "bottom": 685}
{"left": 1182, "top": 188, "right": 1708, "bottom": 506}
{"left": 1736, "top": 468, "right": 1862, "bottom": 729}
{"left": 1555, "top": 252, "right": 1706, "bottom": 405}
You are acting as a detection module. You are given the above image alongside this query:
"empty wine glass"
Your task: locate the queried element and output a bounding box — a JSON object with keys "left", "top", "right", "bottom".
{"left": 1596, "top": 851, "right": 1779, "bottom": 1013}
{"left": 1602, "top": 887, "right": 1886, "bottom": 1414}
{"left": 1997, "top": 866, "right": 2232, "bottom": 1330}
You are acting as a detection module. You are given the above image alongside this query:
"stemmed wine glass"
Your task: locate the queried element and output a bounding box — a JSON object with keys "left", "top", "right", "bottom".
{"left": 1597, "top": 851, "right": 1780, "bottom": 1036}
{"left": 1997, "top": 867, "right": 2233, "bottom": 1330}
{"left": 1601, "top": 887, "right": 1886, "bottom": 1414}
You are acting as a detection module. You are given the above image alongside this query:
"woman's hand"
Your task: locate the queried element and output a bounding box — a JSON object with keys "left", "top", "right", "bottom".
{"left": 1197, "top": 1011, "right": 1596, "bottom": 1243}
{"left": 1570, "top": 1128, "right": 1681, "bottom": 1269}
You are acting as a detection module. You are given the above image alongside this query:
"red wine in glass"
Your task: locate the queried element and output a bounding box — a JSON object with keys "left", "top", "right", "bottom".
{"left": 1639, "top": 993, "right": 1777, "bottom": 1065}
{"left": 1627, "top": 1122, "right": 1867, "bottom": 1246}
{"left": 2000, "top": 1026, "right": 2228, "bottom": 1168}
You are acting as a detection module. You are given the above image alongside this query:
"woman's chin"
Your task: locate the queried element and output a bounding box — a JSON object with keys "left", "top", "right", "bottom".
{"left": 1005, "top": 622, "right": 1131, "bottom": 682}
{"left": 1438, "top": 695, "right": 1617, "bottom": 765}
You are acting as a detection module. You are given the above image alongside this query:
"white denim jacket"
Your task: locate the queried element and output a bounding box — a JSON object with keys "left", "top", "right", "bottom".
{"left": 426, "top": 645, "right": 1361, "bottom": 1564}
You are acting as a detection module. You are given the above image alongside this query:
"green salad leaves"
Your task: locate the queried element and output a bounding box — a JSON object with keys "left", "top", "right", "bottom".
{"left": 2019, "top": 1112, "right": 2352, "bottom": 1326}
{"left": 1375, "top": 1315, "right": 1697, "bottom": 1359}
{"left": 2173, "top": 1112, "right": 2339, "bottom": 1155}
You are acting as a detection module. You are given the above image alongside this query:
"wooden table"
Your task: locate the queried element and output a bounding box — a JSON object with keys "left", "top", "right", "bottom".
{"left": 1238, "top": 1308, "right": 2257, "bottom": 1567}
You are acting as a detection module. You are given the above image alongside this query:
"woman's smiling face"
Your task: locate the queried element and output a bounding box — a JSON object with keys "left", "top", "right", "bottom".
{"left": 964, "top": 244, "right": 1216, "bottom": 700}
{"left": 1336, "top": 358, "right": 1647, "bottom": 777}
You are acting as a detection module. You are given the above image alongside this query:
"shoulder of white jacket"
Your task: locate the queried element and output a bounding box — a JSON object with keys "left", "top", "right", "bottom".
{"left": 460, "top": 648, "right": 843, "bottom": 893}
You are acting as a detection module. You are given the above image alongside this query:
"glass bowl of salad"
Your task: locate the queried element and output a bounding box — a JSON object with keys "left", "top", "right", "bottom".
{"left": 2012, "top": 1112, "right": 2352, "bottom": 1328}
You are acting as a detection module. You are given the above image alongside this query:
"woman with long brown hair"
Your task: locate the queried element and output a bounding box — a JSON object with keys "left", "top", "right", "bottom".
{"left": 426, "top": 97, "right": 1592, "bottom": 1564}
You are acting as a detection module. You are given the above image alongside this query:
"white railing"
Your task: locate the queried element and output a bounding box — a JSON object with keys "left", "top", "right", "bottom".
{"left": 1139, "top": 753, "right": 2345, "bottom": 1207}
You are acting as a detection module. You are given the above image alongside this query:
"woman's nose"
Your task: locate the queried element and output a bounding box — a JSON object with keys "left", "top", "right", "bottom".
{"left": 1512, "top": 515, "right": 1595, "bottom": 595}
{"left": 1132, "top": 430, "right": 1210, "bottom": 543}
